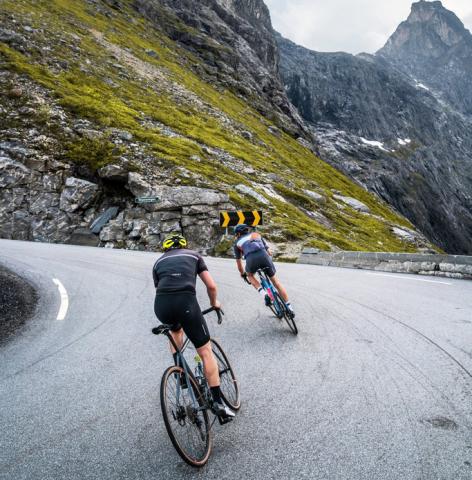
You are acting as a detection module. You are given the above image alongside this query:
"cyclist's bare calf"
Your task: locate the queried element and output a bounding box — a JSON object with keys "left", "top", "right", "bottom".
{"left": 247, "top": 272, "right": 261, "bottom": 290}
{"left": 270, "top": 274, "right": 289, "bottom": 302}
{"left": 196, "top": 341, "right": 219, "bottom": 387}
{"left": 247, "top": 271, "right": 289, "bottom": 303}
{"left": 169, "top": 329, "right": 184, "bottom": 353}
{"left": 169, "top": 332, "right": 219, "bottom": 388}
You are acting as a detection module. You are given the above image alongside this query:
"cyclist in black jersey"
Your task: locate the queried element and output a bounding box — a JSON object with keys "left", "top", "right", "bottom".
{"left": 153, "top": 233, "right": 234, "bottom": 420}
{"left": 233, "top": 224, "right": 295, "bottom": 316}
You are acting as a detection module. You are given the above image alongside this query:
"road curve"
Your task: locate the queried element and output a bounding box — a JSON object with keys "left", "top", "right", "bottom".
{"left": 0, "top": 239, "right": 471, "bottom": 480}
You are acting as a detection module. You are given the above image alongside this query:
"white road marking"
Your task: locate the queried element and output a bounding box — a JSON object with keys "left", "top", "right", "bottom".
{"left": 53, "top": 278, "right": 69, "bottom": 320}
{"left": 367, "top": 272, "right": 452, "bottom": 285}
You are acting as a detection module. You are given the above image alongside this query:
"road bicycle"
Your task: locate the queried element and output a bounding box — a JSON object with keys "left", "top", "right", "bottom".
{"left": 244, "top": 268, "right": 298, "bottom": 335}
{"left": 152, "top": 307, "right": 240, "bottom": 467}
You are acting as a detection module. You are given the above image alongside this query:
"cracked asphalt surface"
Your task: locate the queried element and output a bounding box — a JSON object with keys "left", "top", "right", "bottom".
{"left": 1, "top": 239, "right": 471, "bottom": 479}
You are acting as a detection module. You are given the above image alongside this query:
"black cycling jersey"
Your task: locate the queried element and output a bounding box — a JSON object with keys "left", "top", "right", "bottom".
{"left": 153, "top": 248, "right": 208, "bottom": 295}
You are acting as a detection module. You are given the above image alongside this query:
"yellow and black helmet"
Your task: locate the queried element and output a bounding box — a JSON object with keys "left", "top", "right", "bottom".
{"left": 162, "top": 233, "right": 187, "bottom": 251}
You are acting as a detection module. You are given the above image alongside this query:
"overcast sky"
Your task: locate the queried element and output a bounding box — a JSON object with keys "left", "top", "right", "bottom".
{"left": 265, "top": 0, "right": 472, "bottom": 54}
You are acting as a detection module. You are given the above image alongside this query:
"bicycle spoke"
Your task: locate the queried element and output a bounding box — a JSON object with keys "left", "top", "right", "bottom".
{"left": 211, "top": 339, "right": 240, "bottom": 410}
{"left": 161, "top": 366, "right": 211, "bottom": 466}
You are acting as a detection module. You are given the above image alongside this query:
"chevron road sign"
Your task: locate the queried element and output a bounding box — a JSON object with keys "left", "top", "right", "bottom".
{"left": 219, "top": 210, "right": 263, "bottom": 228}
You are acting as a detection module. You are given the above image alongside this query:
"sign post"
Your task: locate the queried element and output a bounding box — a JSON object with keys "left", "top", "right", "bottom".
{"left": 135, "top": 196, "right": 160, "bottom": 205}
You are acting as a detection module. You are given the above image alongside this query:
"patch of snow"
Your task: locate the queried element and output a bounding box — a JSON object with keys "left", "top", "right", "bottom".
{"left": 360, "top": 137, "right": 388, "bottom": 152}
{"left": 397, "top": 138, "right": 412, "bottom": 146}
{"left": 416, "top": 83, "right": 430, "bottom": 91}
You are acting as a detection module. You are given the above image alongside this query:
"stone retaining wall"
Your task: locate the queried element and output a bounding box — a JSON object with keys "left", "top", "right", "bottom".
{"left": 0, "top": 147, "right": 232, "bottom": 253}
{"left": 297, "top": 249, "right": 472, "bottom": 280}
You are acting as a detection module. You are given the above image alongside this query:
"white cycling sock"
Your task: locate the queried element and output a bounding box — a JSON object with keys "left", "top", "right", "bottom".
{"left": 258, "top": 287, "right": 265, "bottom": 296}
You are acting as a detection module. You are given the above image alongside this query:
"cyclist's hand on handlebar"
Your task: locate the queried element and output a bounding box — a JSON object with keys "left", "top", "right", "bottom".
{"left": 211, "top": 303, "right": 224, "bottom": 324}
{"left": 241, "top": 272, "right": 251, "bottom": 285}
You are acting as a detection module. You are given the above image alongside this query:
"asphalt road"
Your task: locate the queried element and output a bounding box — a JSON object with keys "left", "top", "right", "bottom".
{"left": 1, "top": 239, "right": 471, "bottom": 480}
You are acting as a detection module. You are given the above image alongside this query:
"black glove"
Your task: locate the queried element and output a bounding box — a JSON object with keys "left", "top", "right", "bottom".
{"left": 241, "top": 272, "right": 248, "bottom": 280}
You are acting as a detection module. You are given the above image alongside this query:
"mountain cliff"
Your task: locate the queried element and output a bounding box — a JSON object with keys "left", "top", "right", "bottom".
{"left": 0, "top": 0, "right": 428, "bottom": 256}
{"left": 278, "top": 1, "right": 472, "bottom": 254}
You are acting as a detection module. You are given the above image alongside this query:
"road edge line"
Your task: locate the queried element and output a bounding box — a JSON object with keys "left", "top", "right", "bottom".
{"left": 52, "top": 278, "right": 69, "bottom": 320}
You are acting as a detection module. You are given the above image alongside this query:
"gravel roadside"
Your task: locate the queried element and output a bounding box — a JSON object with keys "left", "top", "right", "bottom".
{"left": 0, "top": 264, "right": 38, "bottom": 343}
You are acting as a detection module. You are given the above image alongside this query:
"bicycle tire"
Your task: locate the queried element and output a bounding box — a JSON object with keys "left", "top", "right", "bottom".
{"left": 160, "top": 365, "right": 212, "bottom": 467}
{"left": 269, "top": 299, "right": 282, "bottom": 318}
{"left": 274, "top": 292, "right": 298, "bottom": 335}
{"left": 211, "top": 338, "right": 241, "bottom": 411}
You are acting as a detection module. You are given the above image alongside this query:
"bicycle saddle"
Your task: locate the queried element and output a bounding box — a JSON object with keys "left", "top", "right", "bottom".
{"left": 151, "top": 324, "right": 173, "bottom": 335}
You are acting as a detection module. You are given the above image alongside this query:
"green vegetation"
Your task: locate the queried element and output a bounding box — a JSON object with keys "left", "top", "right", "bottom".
{"left": 0, "top": 0, "right": 436, "bottom": 252}
{"left": 63, "top": 136, "right": 123, "bottom": 170}
{"left": 213, "top": 237, "right": 234, "bottom": 257}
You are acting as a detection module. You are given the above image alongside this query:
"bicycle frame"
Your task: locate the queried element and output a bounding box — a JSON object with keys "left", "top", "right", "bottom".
{"left": 166, "top": 333, "right": 205, "bottom": 411}
{"left": 166, "top": 332, "right": 209, "bottom": 410}
{"left": 154, "top": 307, "right": 224, "bottom": 416}
{"left": 256, "top": 269, "right": 283, "bottom": 317}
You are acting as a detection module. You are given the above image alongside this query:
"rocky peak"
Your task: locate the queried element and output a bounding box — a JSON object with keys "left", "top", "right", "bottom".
{"left": 380, "top": 1, "right": 471, "bottom": 56}
{"left": 217, "top": 0, "right": 273, "bottom": 30}
{"left": 377, "top": 1, "right": 472, "bottom": 116}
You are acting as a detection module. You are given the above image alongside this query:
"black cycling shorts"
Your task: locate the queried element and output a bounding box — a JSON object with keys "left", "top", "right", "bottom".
{"left": 245, "top": 249, "right": 276, "bottom": 277}
{"left": 154, "top": 292, "right": 210, "bottom": 349}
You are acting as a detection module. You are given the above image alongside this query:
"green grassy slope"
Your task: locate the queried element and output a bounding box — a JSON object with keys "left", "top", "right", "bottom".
{"left": 0, "top": 0, "right": 434, "bottom": 253}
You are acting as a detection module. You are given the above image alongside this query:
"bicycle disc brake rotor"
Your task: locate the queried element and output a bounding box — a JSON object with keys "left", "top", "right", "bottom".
{"left": 173, "top": 405, "right": 187, "bottom": 426}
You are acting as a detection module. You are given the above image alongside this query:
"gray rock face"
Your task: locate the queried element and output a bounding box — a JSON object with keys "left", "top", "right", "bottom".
{"left": 132, "top": 0, "right": 307, "bottom": 136}
{"left": 59, "top": 177, "right": 99, "bottom": 213}
{"left": 128, "top": 173, "right": 229, "bottom": 209}
{"left": 277, "top": 28, "right": 472, "bottom": 254}
{"left": 378, "top": 1, "right": 472, "bottom": 116}
{"left": 0, "top": 158, "right": 232, "bottom": 252}
{"left": 333, "top": 195, "right": 370, "bottom": 213}
{"left": 235, "top": 183, "right": 269, "bottom": 205}
{"left": 0, "top": 157, "right": 32, "bottom": 188}
{"left": 98, "top": 164, "right": 128, "bottom": 182}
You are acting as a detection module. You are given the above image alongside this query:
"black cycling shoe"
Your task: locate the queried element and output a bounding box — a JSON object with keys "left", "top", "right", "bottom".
{"left": 286, "top": 304, "right": 295, "bottom": 318}
{"left": 264, "top": 294, "right": 272, "bottom": 306}
{"left": 211, "top": 401, "right": 235, "bottom": 421}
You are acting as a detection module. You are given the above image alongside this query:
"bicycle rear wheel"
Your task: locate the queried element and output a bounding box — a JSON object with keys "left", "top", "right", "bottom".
{"left": 211, "top": 338, "right": 241, "bottom": 411}
{"left": 274, "top": 292, "right": 298, "bottom": 335}
{"left": 160, "top": 365, "right": 212, "bottom": 467}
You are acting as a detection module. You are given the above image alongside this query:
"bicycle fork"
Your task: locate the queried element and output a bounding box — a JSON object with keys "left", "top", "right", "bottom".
{"left": 260, "top": 277, "right": 275, "bottom": 302}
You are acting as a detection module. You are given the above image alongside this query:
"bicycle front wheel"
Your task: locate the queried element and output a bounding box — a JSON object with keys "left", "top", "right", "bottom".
{"left": 160, "top": 365, "right": 212, "bottom": 467}
{"left": 275, "top": 292, "right": 298, "bottom": 335}
{"left": 211, "top": 338, "right": 241, "bottom": 411}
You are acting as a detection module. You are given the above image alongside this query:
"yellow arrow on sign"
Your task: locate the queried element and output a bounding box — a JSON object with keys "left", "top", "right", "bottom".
{"left": 221, "top": 211, "right": 231, "bottom": 228}
{"left": 237, "top": 211, "right": 245, "bottom": 224}
{"left": 251, "top": 210, "right": 261, "bottom": 226}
